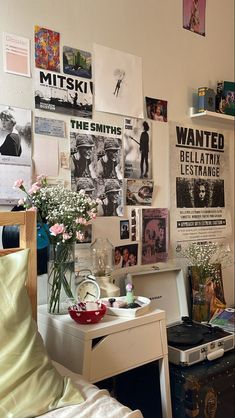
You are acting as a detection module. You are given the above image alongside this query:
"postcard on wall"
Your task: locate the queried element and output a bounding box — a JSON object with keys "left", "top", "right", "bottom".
{"left": 70, "top": 118, "right": 123, "bottom": 217}
{"left": 169, "top": 122, "right": 232, "bottom": 251}
{"left": 63, "top": 46, "right": 92, "bottom": 79}
{"left": 114, "top": 243, "right": 138, "bottom": 269}
{"left": 34, "top": 69, "right": 93, "bottom": 117}
{"left": 123, "top": 117, "right": 152, "bottom": 179}
{"left": 35, "top": 116, "right": 66, "bottom": 137}
{"left": 94, "top": 43, "right": 143, "bottom": 118}
{"left": 3, "top": 32, "right": 31, "bottom": 77}
{"left": 145, "top": 97, "right": 167, "bottom": 122}
{"left": 0, "top": 104, "right": 32, "bottom": 166}
{"left": 0, "top": 164, "right": 31, "bottom": 205}
{"left": 35, "top": 25, "right": 60, "bottom": 72}
{"left": 183, "top": 0, "right": 206, "bottom": 37}
{"left": 141, "top": 208, "right": 169, "bottom": 265}
{"left": 126, "top": 179, "right": 153, "bottom": 206}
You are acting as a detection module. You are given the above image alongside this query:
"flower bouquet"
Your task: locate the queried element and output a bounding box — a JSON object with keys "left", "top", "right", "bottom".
{"left": 14, "top": 175, "right": 98, "bottom": 314}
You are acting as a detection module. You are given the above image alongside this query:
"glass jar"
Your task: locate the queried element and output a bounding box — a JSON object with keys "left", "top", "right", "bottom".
{"left": 90, "top": 238, "right": 114, "bottom": 277}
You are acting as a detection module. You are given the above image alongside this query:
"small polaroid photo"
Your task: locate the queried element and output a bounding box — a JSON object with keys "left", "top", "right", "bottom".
{"left": 145, "top": 97, "right": 167, "bottom": 122}
{"left": 120, "top": 219, "right": 130, "bottom": 240}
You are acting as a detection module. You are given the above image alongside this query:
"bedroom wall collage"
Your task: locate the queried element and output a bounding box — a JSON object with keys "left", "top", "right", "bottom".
{"left": 0, "top": 0, "right": 234, "bottom": 307}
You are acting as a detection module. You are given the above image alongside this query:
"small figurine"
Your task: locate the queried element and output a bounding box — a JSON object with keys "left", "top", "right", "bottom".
{"left": 126, "top": 283, "right": 134, "bottom": 304}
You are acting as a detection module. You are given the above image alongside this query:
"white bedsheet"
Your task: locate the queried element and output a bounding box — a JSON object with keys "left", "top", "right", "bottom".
{"left": 39, "top": 362, "right": 143, "bottom": 418}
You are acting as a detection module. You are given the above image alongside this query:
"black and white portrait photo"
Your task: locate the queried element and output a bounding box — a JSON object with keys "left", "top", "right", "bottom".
{"left": 176, "top": 177, "right": 225, "bottom": 208}
{"left": 0, "top": 105, "right": 31, "bottom": 166}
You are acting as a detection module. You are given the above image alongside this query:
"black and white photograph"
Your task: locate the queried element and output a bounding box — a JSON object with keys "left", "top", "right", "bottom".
{"left": 126, "top": 179, "right": 153, "bottom": 206}
{"left": 0, "top": 164, "right": 32, "bottom": 205}
{"left": 123, "top": 117, "right": 152, "bottom": 179}
{"left": 120, "top": 220, "right": 130, "bottom": 240}
{"left": 34, "top": 69, "right": 93, "bottom": 117}
{"left": 70, "top": 118, "right": 123, "bottom": 216}
{"left": 170, "top": 122, "right": 231, "bottom": 247}
{"left": 114, "top": 243, "right": 138, "bottom": 269}
{"left": 94, "top": 43, "right": 143, "bottom": 118}
{"left": 0, "top": 105, "right": 32, "bottom": 166}
{"left": 176, "top": 177, "right": 225, "bottom": 208}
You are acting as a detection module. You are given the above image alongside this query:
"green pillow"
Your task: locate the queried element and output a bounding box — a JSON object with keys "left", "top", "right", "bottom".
{"left": 0, "top": 250, "right": 84, "bottom": 418}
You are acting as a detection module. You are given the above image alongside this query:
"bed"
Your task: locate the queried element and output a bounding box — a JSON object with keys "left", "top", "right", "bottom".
{"left": 0, "top": 211, "right": 143, "bottom": 418}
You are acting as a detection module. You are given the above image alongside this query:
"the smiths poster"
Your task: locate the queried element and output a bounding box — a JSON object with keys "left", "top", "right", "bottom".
{"left": 34, "top": 69, "right": 93, "bottom": 118}
{"left": 70, "top": 118, "right": 123, "bottom": 217}
{"left": 169, "top": 122, "right": 231, "bottom": 249}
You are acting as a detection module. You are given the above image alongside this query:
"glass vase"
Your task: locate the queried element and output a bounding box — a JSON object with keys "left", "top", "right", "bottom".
{"left": 47, "top": 241, "right": 76, "bottom": 314}
{"left": 192, "top": 283, "right": 209, "bottom": 322}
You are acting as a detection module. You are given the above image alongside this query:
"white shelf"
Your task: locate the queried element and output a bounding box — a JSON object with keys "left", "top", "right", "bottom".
{"left": 189, "top": 108, "right": 235, "bottom": 124}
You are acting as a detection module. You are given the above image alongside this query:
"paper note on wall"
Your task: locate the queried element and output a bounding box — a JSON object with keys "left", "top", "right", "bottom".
{"left": 34, "top": 137, "right": 58, "bottom": 176}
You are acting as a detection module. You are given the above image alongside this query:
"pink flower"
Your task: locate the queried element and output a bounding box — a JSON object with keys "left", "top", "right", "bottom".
{"left": 14, "top": 179, "right": 24, "bottom": 188}
{"left": 28, "top": 183, "right": 40, "bottom": 194}
{"left": 27, "top": 207, "right": 37, "bottom": 212}
{"left": 76, "top": 231, "right": 84, "bottom": 241}
{"left": 50, "top": 223, "right": 65, "bottom": 236}
{"left": 18, "top": 198, "right": 25, "bottom": 206}
{"left": 78, "top": 217, "right": 87, "bottom": 225}
{"left": 62, "top": 232, "right": 71, "bottom": 241}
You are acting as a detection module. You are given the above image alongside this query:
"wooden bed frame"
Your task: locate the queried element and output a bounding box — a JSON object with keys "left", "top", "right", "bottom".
{"left": 0, "top": 211, "right": 37, "bottom": 320}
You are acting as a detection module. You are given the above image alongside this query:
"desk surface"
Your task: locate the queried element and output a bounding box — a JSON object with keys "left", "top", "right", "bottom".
{"left": 38, "top": 304, "right": 166, "bottom": 341}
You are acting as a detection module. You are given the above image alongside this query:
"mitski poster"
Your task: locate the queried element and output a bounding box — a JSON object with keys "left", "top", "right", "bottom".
{"left": 34, "top": 69, "right": 93, "bottom": 117}
{"left": 169, "top": 122, "right": 232, "bottom": 251}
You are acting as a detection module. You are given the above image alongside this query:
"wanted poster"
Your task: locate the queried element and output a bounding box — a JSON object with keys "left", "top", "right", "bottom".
{"left": 34, "top": 69, "right": 93, "bottom": 118}
{"left": 70, "top": 118, "right": 123, "bottom": 216}
{"left": 169, "top": 122, "right": 232, "bottom": 250}
{"left": 123, "top": 117, "right": 152, "bottom": 179}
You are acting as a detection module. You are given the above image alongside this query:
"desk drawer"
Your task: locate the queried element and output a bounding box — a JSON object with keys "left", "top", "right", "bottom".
{"left": 90, "top": 321, "right": 163, "bottom": 382}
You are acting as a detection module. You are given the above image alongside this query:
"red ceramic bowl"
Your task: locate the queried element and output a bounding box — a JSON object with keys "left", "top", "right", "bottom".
{"left": 68, "top": 303, "right": 107, "bottom": 324}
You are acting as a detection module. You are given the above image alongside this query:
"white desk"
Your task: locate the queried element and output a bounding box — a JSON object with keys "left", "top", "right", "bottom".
{"left": 38, "top": 305, "right": 172, "bottom": 418}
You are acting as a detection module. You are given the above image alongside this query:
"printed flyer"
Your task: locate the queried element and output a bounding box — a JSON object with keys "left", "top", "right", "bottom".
{"left": 141, "top": 208, "right": 169, "bottom": 264}
{"left": 169, "top": 121, "right": 232, "bottom": 251}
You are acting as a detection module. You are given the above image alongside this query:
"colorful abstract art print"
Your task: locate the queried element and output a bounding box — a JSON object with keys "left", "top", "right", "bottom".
{"left": 35, "top": 26, "right": 60, "bottom": 72}
{"left": 63, "top": 46, "right": 92, "bottom": 79}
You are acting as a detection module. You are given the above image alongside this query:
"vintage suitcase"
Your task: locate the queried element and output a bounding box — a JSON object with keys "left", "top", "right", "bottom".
{"left": 170, "top": 349, "right": 235, "bottom": 418}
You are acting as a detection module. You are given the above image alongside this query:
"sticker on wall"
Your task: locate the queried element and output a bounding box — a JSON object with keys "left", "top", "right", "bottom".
{"left": 63, "top": 46, "right": 92, "bottom": 79}
{"left": 145, "top": 97, "right": 168, "bottom": 122}
{"left": 123, "top": 117, "right": 152, "bottom": 179}
{"left": 0, "top": 104, "right": 32, "bottom": 166}
{"left": 34, "top": 69, "right": 93, "bottom": 117}
{"left": 94, "top": 43, "right": 143, "bottom": 118}
{"left": 183, "top": 0, "right": 206, "bottom": 37}
{"left": 3, "top": 32, "right": 31, "bottom": 77}
{"left": 35, "top": 25, "right": 60, "bottom": 72}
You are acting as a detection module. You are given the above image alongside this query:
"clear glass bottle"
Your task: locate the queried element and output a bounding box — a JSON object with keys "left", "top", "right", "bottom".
{"left": 90, "top": 238, "right": 114, "bottom": 276}
{"left": 192, "top": 283, "right": 209, "bottom": 322}
{"left": 90, "top": 238, "right": 120, "bottom": 297}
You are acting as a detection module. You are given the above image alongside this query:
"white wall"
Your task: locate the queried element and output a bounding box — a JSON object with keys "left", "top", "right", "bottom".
{"left": 0, "top": 0, "right": 234, "bottom": 305}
